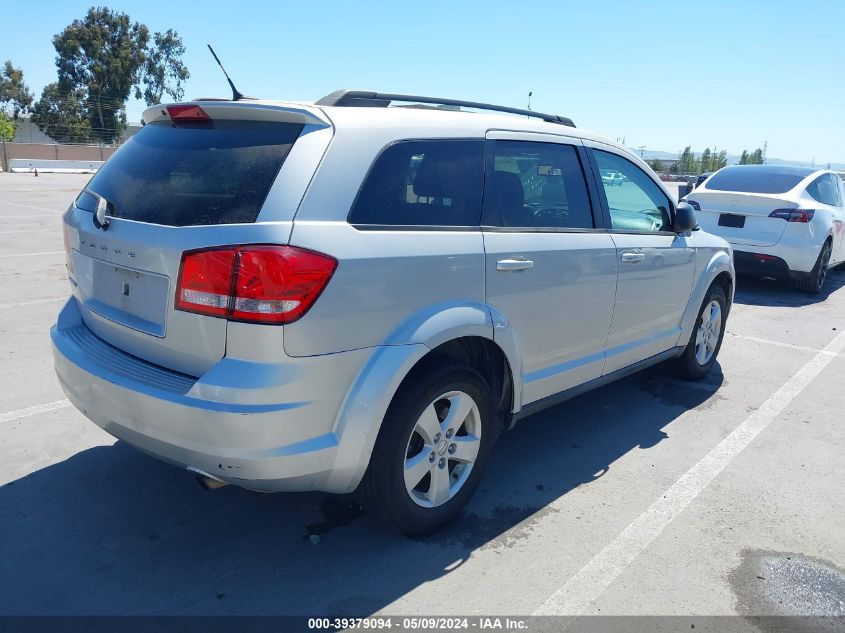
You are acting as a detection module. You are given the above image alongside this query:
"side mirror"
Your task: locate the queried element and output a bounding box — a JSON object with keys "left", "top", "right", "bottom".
{"left": 674, "top": 202, "right": 698, "bottom": 233}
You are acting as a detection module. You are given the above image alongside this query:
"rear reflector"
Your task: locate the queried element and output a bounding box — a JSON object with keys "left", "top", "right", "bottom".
{"left": 62, "top": 223, "right": 74, "bottom": 276}
{"left": 769, "top": 209, "right": 815, "bottom": 223}
{"left": 175, "top": 245, "right": 337, "bottom": 324}
{"left": 166, "top": 104, "right": 211, "bottom": 123}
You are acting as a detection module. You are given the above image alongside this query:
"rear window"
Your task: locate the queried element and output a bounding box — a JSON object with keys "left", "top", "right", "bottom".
{"left": 349, "top": 139, "right": 484, "bottom": 227}
{"left": 82, "top": 120, "right": 303, "bottom": 226}
{"left": 705, "top": 166, "right": 810, "bottom": 194}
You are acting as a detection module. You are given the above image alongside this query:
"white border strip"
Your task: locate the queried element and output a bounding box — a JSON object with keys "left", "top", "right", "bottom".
{"left": 534, "top": 328, "right": 845, "bottom": 615}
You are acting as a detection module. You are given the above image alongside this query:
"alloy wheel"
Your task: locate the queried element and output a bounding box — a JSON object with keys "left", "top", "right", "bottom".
{"left": 403, "top": 390, "right": 481, "bottom": 508}
{"left": 695, "top": 299, "right": 722, "bottom": 366}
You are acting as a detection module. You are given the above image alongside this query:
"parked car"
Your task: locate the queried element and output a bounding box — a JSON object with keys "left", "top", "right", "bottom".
{"left": 601, "top": 169, "right": 624, "bottom": 186}
{"left": 694, "top": 172, "right": 712, "bottom": 189}
{"left": 685, "top": 165, "right": 845, "bottom": 293}
{"left": 51, "top": 90, "right": 734, "bottom": 533}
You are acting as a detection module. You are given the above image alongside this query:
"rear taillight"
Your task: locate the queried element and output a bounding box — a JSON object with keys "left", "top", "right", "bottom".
{"left": 166, "top": 104, "right": 211, "bottom": 123}
{"left": 175, "top": 245, "right": 337, "bottom": 324}
{"left": 769, "top": 209, "right": 815, "bottom": 223}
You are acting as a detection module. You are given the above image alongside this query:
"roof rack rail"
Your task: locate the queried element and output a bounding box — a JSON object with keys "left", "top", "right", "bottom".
{"left": 315, "top": 90, "right": 575, "bottom": 128}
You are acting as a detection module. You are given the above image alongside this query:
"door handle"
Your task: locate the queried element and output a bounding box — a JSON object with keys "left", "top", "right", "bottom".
{"left": 497, "top": 257, "right": 534, "bottom": 271}
{"left": 620, "top": 251, "right": 646, "bottom": 263}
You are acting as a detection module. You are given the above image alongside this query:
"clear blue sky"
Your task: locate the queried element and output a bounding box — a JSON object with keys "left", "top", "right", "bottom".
{"left": 4, "top": 0, "right": 844, "bottom": 164}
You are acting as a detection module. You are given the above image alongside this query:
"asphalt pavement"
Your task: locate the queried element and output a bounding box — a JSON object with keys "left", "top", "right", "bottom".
{"left": 0, "top": 173, "right": 843, "bottom": 621}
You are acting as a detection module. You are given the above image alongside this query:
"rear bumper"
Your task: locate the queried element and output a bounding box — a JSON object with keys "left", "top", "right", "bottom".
{"left": 733, "top": 251, "right": 798, "bottom": 280}
{"left": 51, "top": 298, "right": 373, "bottom": 492}
{"left": 732, "top": 240, "right": 818, "bottom": 279}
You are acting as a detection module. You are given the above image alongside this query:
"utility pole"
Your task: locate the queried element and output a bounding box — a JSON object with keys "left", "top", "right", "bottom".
{"left": 527, "top": 91, "right": 532, "bottom": 114}
{"left": 637, "top": 145, "right": 646, "bottom": 158}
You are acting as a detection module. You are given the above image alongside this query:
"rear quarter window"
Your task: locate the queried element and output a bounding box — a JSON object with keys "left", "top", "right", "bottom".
{"left": 83, "top": 120, "right": 303, "bottom": 226}
{"left": 348, "top": 139, "right": 484, "bottom": 227}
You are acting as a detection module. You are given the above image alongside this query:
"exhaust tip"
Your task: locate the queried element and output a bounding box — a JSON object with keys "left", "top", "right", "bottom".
{"left": 196, "top": 474, "right": 229, "bottom": 491}
{"left": 187, "top": 467, "right": 229, "bottom": 491}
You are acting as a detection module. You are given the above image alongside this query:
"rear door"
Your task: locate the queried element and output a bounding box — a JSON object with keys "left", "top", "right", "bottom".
{"left": 63, "top": 103, "right": 330, "bottom": 376}
{"left": 807, "top": 174, "right": 845, "bottom": 264}
{"left": 482, "top": 132, "right": 617, "bottom": 404}
{"left": 585, "top": 145, "right": 695, "bottom": 374}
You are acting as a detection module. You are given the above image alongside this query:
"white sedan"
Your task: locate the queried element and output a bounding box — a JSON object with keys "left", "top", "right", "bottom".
{"left": 685, "top": 165, "right": 845, "bottom": 293}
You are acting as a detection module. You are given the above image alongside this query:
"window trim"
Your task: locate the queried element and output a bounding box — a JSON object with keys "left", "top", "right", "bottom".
{"left": 585, "top": 146, "right": 678, "bottom": 235}
{"left": 480, "top": 138, "right": 602, "bottom": 233}
{"left": 345, "top": 137, "right": 487, "bottom": 230}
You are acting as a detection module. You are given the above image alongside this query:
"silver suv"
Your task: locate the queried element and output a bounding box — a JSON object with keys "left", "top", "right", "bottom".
{"left": 52, "top": 90, "right": 734, "bottom": 533}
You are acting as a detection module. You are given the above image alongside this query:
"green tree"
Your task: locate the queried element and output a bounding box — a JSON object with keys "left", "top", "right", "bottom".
{"left": 738, "top": 150, "right": 749, "bottom": 165}
{"left": 0, "top": 111, "right": 14, "bottom": 142}
{"left": 140, "top": 29, "right": 190, "bottom": 104}
{"left": 678, "top": 146, "right": 698, "bottom": 174}
{"left": 749, "top": 148, "right": 764, "bottom": 164}
{"left": 0, "top": 60, "right": 34, "bottom": 121}
{"left": 31, "top": 82, "right": 92, "bottom": 143}
{"left": 53, "top": 7, "right": 149, "bottom": 141}
{"left": 647, "top": 158, "right": 664, "bottom": 172}
{"left": 43, "top": 7, "right": 190, "bottom": 143}
{"left": 714, "top": 150, "right": 727, "bottom": 170}
{"left": 700, "top": 148, "right": 712, "bottom": 173}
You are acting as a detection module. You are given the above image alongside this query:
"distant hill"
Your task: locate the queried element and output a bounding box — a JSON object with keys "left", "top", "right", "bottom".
{"left": 641, "top": 150, "right": 844, "bottom": 171}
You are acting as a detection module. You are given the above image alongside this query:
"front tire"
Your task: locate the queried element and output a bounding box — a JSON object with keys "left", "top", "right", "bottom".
{"left": 356, "top": 363, "right": 495, "bottom": 534}
{"left": 670, "top": 284, "right": 728, "bottom": 380}
{"left": 796, "top": 240, "right": 831, "bottom": 294}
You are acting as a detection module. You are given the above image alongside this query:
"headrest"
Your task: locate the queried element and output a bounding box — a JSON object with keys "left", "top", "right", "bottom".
{"left": 413, "top": 150, "right": 472, "bottom": 199}
{"left": 493, "top": 171, "right": 525, "bottom": 205}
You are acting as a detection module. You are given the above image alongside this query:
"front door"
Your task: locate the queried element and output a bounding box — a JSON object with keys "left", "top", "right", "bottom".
{"left": 482, "top": 133, "right": 617, "bottom": 405}
{"left": 588, "top": 146, "right": 696, "bottom": 374}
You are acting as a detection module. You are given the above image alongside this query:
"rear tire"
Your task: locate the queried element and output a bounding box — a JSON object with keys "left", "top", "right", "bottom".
{"left": 796, "top": 241, "right": 832, "bottom": 294}
{"left": 670, "top": 284, "right": 728, "bottom": 380}
{"left": 356, "top": 363, "right": 495, "bottom": 534}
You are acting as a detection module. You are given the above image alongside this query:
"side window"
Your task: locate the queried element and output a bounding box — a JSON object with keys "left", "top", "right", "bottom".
{"left": 594, "top": 150, "right": 672, "bottom": 232}
{"left": 807, "top": 175, "right": 840, "bottom": 207}
{"left": 484, "top": 140, "right": 593, "bottom": 229}
{"left": 348, "top": 140, "right": 484, "bottom": 227}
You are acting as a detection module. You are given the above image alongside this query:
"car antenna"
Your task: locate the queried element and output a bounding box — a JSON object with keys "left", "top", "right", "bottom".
{"left": 207, "top": 44, "right": 246, "bottom": 101}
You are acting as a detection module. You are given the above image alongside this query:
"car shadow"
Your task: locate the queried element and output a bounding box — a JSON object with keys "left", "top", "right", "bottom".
{"left": 733, "top": 266, "right": 845, "bottom": 308}
{"left": 0, "top": 364, "right": 723, "bottom": 615}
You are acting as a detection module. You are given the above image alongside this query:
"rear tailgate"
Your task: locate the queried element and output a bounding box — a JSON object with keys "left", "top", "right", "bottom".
{"left": 688, "top": 191, "right": 793, "bottom": 247}
{"left": 63, "top": 101, "right": 331, "bottom": 376}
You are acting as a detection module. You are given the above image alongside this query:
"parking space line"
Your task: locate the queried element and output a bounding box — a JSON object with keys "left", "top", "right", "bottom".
{"left": 0, "top": 399, "right": 71, "bottom": 425}
{"left": 0, "top": 297, "right": 65, "bottom": 309}
{"left": 0, "top": 215, "right": 60, "bottom": 219}
{"left": 727, "top": 331, "right": 845, "bottom": 358}
{"left": 534, "top": 327, "right": 845, "bottom": 616}
{"left": 0, "top": 251, "right": 64, "bottom": 259}
{"left": 0, "top": 228, "right": 58, "bottom": 234}
{"left": 0, "top": 201, "right": 61, "bottom": 214}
